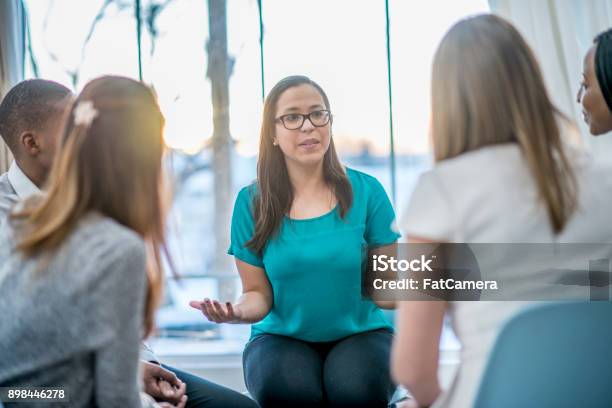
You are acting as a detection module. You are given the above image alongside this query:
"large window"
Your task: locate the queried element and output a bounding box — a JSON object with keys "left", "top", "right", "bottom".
{"left": 389, "top": 0, "right": 490, "bottom": 214}
{"left": 262, "top": 0, "right": 391, "bottom": 190}
{"left": 24, "top": 0, "right": 488, "bottom": 349}
{"left": 25, "top": 1, "right": 139, "bottom": 86}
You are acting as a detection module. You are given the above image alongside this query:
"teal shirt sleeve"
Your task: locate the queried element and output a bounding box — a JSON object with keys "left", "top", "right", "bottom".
{"left": 227, "top": 186, "right": 264, "bottom": 268}
{"left": 364, "top": 176, "right": 401, "bottom": 246}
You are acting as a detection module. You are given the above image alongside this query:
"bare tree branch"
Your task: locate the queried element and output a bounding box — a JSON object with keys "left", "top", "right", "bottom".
{"left": 144, "top": 0, "right": 174, "bottom": 55}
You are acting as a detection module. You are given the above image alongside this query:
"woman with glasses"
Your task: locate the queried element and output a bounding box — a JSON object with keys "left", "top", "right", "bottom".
{"left": 577, "top": 28, "right": 612, "bottom": 135}
{"left": 191, "top": 75, "right": 399, "bottom": 407}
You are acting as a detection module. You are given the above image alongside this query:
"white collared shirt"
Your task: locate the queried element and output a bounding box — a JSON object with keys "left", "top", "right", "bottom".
{"left": 7, "top": 161, "right": 41, "bottom": 199}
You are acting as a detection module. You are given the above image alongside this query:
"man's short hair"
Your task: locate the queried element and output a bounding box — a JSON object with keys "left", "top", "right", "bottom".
{"left": 0, "top": 79, "right": 72, "bottom": 154}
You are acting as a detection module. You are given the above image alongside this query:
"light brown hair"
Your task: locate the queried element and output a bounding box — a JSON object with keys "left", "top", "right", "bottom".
{"left": 13, "top": 75, "right": 169, "bottom": 337}
{"left": 431, "top": 14, "right": 577, "bottom": 233}
{"left": 246, "top": 75, "right": 352, "bottom": 253}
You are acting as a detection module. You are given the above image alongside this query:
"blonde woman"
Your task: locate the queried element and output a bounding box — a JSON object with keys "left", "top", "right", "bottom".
{"left": 391, "top": 15, "right": 612, "bottom": 408}
{"left": 0, "top": 76, "right": 174, "bottom": 407}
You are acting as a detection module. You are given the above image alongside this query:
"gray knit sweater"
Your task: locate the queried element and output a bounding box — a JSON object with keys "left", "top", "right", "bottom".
{"left": 0, "top": 212, "right": 147, "bottom": 407}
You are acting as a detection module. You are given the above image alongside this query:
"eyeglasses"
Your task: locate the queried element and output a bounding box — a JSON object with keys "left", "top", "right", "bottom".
{"left": 275, "top": 109, "right": 331, "bottom": 130}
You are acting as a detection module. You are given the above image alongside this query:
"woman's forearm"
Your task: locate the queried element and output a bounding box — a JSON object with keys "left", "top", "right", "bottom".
{"left": 405, "top": 378, "right": 441, "bottom": 407}
{"left": 235, "top": 290, "right": 272, "bottom": 323}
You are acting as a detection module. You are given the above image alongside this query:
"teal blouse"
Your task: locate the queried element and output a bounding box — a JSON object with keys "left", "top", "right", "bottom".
{"left": 228, "top": 168, "right": 400, "bottom": 342}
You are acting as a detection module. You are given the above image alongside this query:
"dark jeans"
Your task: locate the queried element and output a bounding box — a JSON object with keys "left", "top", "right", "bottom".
{"left": 163, "top": 365, "right": 259, "bottom": 408}
{"left": 243, "top": 329, "right": 395, "bottom": 408}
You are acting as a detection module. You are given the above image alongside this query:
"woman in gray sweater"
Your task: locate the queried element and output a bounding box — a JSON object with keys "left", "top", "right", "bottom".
{"left": 0, "top": 76, "right": 170, "bottom": 407}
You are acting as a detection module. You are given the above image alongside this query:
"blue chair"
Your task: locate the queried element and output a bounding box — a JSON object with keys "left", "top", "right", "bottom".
{"left": 474, "top": 302, "right": 612, "bottom": 408}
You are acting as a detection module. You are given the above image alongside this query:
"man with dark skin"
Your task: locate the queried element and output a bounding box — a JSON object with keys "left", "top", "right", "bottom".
{"left": 0, "top": 79, "right": 71, "bottom": 216}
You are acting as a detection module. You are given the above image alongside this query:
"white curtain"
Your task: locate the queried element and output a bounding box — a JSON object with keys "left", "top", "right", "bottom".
{"left": 0, "top": 0, "right": 26, "bottom": 173}
{"left": 488, "top": 0, "right": 612, "bottom": 162}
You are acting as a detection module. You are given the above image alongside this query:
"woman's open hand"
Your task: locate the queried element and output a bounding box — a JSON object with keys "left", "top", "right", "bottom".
{"left": 189, "top": 298, "right": 244, "bottom": 324}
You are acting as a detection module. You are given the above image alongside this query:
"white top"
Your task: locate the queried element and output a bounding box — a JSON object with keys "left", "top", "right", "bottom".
{"left": 399, "top": 143, "right": 612, "bottom": 408}
{"left": 0, "top": 162, "right": 40, "bottom": 225}
{"left": 7, "top": 161, "right": 39, "bottom": 199}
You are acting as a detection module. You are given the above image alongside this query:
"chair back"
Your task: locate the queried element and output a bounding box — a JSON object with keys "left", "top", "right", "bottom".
{"left": 474, "top": 302, "right": 612, "bottom": 408}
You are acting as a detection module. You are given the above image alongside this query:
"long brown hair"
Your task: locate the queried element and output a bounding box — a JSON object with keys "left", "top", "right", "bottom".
{"left": 246, "top": 75, "right": 352, "bottom": 253}
{"left": 431, "top": 14, "right": 577, "bottom": 233}
{"left": 13, "top": 76, "right": 169, "bottom": 337}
